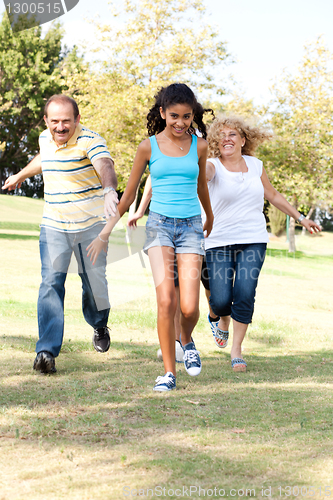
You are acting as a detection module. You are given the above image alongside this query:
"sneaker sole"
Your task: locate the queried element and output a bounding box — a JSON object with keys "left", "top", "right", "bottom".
{"left": 93, "top": 344, "right": 110, "bottom": 353}
{"left": 153, "top": 385, "right": 176, "bottom": 391}
{"left": 185, "top": 366, "right": 201, "bottom": 377}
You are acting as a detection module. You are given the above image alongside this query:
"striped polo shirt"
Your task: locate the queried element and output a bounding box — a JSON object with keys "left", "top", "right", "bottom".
{"left": 39, "top": 124, "right": 112, "bottom": 232}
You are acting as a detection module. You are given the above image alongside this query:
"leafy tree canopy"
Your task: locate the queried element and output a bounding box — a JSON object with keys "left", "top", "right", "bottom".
{"left": 261, "top": 37, "right": 333, "bottom": 209}
{"left": 90, "top": 0, "right": 231, "bottom": 94}
{"left": 0, "top": 13, "right": 83, "bottom": 196}
{"left": 71, "top": 0, "right": 232, "bottom": 191}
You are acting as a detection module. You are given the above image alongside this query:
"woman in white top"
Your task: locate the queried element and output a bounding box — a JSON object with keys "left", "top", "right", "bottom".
{"left": 204, "top": 116, "right": 321, "bottom": 372}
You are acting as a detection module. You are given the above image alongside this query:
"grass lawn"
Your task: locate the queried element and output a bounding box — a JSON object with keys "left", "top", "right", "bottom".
{"left": 0, "top": 194, "right": 333, "bottom": 500}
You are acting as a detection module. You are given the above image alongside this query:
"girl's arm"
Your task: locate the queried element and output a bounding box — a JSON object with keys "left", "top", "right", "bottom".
{"left": 261, "top": 167, "right": 321, "bottom": 234}
{"left": 197, "top": 138, "right": 214, "bottom": 237}
{"left": 87, "top": 139, "right": 151, "bottom": 264}
{"left": 127, "top": 175, "right": 152, "bottom": 227}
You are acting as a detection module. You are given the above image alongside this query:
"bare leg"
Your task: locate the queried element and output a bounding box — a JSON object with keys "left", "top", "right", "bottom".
{"left": 174, "top": 286, "right": 181, "bottom": 342}
{"left": 205, "top": 289, "right": 219, "bottom": 320}
{"left": 230, "top": 319, "right": 248, "bottom": 360}
{"left": 218, "top": 316, "right": 231, "bottom": 332}
{"left": 148, "top": 246, "right": 177, "bottom": 376}
{"left": 177, "top": 253, "right": 202, "bottom": 346}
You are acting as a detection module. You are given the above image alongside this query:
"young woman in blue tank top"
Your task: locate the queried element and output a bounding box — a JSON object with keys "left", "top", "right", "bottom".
{"left": 88, "top": 83, "right": 214, "bottom": 391}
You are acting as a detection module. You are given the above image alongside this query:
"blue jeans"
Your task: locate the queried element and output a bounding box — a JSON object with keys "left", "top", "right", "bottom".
{"left": 36, "top": 226, "right": 110, "bottom": 357}
{"left": 205, "top": 243, "right": 267, "bottom": 324}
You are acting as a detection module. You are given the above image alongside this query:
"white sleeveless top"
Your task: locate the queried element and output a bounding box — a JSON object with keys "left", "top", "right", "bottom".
{"left": 204, "top": 155, "right": 269, "bottom": 249}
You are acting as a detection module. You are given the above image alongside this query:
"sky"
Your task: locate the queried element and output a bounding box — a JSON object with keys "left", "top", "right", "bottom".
{"left": 1, "top": 0, "right": 333, "bottom": 104}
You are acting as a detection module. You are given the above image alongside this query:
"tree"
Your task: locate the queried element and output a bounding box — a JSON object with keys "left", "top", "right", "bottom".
{"left": 72, "top": 0, "right": 232, "bottom": 193}
{"left": 0, "top": 13, "right": 80, "bottom": 196}
{"left": 65, "top": 68, "right": 149, "bottom": 193}
{"left": 260, "top": 38, "right": 333, "bottom": 250}
{"left": 211, "top": 94, "right": 265, "bottom": 122}
{"left": 91, "top": 0, "right": 230, "bottom": 93}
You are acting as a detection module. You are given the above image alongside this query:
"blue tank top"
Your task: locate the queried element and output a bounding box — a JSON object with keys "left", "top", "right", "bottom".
{"left": 149, "top": 134, "right": 201, "bottom": 218}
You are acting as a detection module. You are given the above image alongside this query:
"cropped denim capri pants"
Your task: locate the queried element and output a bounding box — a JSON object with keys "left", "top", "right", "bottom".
{"left": 205, "top": 243, "right": 267, "bottom": 324}
{"left": 143, "top": 211, "right": 205, "bottom": 256}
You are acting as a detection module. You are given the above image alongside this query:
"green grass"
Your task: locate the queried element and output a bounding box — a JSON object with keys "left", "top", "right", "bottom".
{"left": 0, "top": 221, "right": 41, "bottom": 231}
{"left": 0, "top": 194, "right": 333, "bottom": 500}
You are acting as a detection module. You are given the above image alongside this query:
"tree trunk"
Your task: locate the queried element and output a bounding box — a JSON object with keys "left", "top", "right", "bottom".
{"left": 288, "top": 216, "right": 296, "bottom": 252}
{"left": 301, "top": 206, "right": 315, "bottom": 236}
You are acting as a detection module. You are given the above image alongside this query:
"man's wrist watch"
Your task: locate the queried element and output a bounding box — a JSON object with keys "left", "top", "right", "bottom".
{"left": 297, "top": 214, "right": 305, "bottom": 223}
{"left": 103, "top": 186, "right": 116, "bottom": 195}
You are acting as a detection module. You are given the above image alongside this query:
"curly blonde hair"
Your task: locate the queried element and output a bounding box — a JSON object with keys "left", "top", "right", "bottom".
{"left": 207, "top": 115, "right": 272, "bottom": 158}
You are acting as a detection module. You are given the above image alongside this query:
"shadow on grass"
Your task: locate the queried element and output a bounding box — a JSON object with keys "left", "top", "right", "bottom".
{"left": 1, "top": 337, "right": 333, "bottom": 490}
{"left": 1, "top": 337, "right": 333, "bottom": 393}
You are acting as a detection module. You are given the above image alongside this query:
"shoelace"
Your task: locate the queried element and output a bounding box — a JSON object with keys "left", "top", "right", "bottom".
{"left": 95, "top": 327, "right": 109, "bottom": 339}
{"left": 155, "top": 373, "right": 174, "bottom": 384}
{"left": 184, "top": 349, "right": 200, "bottom": 363}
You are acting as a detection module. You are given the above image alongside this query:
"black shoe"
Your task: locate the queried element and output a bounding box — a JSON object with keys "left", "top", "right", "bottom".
{"left": 33, "top": 351, "right": 57, "bottom": 374}
{"left": 93, "top": 326, "right": 110, "bottom": 353}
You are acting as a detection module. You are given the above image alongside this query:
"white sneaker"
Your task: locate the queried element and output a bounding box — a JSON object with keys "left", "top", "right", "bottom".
{"left": 183, "top": 342, "right": 202, "bottom": 377}
{"left": 175, "top": 340, "right": 184, "bottom": 363}
{"left": 207, "top": 313, "right": 220, "bottom": 336}
{"left": 156, "top": 340, "right": 184, "bottom": 363}
{"left": 153, "top": 372, "right": 176, "bottom": 391}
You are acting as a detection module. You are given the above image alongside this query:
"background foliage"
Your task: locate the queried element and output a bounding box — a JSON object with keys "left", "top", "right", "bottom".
{"left": 0, "top": 3, "right": 332, "bottom": 242}
{"left": 0, "top": 13, "right": 84, "bottom": 196}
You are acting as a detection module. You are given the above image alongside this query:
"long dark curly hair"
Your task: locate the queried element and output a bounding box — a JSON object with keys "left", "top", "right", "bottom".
{"left": 147, "top": 83, "right": 214, "bottom": 139}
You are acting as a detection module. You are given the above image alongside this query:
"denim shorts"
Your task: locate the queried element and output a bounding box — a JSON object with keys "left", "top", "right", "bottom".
{"left": 143, "top": 211, "right": 205, "bottom": 255}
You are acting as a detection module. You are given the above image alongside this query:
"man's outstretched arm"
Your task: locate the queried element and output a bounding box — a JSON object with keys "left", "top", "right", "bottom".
{"left": 93, "top": 157, "right": 119, "bottom": 219}
{"left": 2, "top": 154, "right": 42, "bottom": 191}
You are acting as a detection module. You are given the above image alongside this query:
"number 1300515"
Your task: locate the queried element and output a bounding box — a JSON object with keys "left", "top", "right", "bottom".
{"left": 6, "top": 3, "right": 62, "bottom": 14}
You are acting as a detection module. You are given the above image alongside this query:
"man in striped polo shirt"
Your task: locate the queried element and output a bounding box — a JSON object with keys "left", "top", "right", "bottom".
{"left": 2, "top": 95, "right": 118, "bottom": 374}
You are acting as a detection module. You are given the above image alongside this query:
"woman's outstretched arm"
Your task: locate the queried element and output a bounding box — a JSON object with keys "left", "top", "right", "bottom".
{"left": 261, "top": 167, "right": 321, "bottom": 234}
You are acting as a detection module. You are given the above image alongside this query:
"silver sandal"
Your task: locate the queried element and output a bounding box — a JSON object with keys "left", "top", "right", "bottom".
{"left": 213, "top": 328, "right": 229, "bottom": 348}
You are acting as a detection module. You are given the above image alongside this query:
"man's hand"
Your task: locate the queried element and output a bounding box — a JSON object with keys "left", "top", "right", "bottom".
{"left": 2, "top": 173, "right": 22, "bottom": 191}
{"left": 104, "top": 190, "right": 119, "bottom": 219}
{"left": 2, "top": 154, "right": 42, "bottom": 192}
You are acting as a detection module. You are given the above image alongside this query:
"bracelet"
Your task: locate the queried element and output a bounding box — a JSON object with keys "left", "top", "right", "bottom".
{"left": 297, "top": 214, "right": 305, "bottom": 223}
{"left": 103, "top": 186, "right": 116, "bottom": 195}
{"left": 98, "top": 235, "right": 108, "bottom": 243}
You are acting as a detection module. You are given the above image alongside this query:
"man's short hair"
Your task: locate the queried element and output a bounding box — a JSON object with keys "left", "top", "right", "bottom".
{"left": 44, "top": 95, "right": 80, "bottom": 120}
